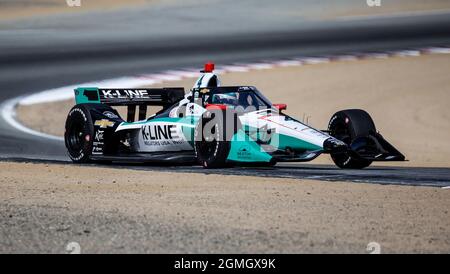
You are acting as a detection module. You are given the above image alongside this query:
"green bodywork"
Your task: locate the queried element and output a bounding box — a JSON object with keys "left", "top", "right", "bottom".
{"left": 75, "top": 88, "right": 101, "bottom": 104}
{"left": 226, "top": 129, "right": 272, "bottom": 162}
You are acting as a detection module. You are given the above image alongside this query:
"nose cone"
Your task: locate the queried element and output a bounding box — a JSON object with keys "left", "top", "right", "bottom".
{"left": 323, "top": 137, "right": 348, "bottom": 153}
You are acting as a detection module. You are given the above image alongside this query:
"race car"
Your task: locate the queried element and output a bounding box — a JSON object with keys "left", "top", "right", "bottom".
{"left": 64, "top": 63, "right": 405, "bottom": 169}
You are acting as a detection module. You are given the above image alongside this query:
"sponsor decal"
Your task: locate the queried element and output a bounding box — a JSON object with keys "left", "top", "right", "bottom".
{"left": 103, "top": 111, "right": 118, "bottom": 119}
{"left": 141, "top": 124, "right": 185, "bottom": 146}
{"left": 237, "top": 145, "right": 252, "bottom": 160}
{"left": 100, "top": 89, "right": 150, "bottom": 99}
{"left": 142, "top": 125, "right": 177, "bottom": 140}
{"left": 91, "top": 127, "right": 104, "bottom": 154}
{"left": 93, "top": 129, "right": 104, "bottom": 155}
{"left": 92, "top": 146, "right": 103, "bottom": 155}
{"left": 94, "top": 119, "right": 115, "bottom": 128}
{"left": 200, "top": 88, "right": 210, "bottom": 94}
{"left": 95, "top": 130, "right": 104, "bottom": 142}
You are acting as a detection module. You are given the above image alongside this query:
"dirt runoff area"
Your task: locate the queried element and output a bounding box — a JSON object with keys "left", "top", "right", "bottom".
{"left": 0, "top": 161, "right": 449, "bottom": 253}
{"left": 17, "top": 53, "right": 450, "bottom": 168}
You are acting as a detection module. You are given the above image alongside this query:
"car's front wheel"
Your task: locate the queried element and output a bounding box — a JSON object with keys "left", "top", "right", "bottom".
{"left": 328, "top": 109, "right": 375, "bottom": 169}
{"left": 194, "top": 110, "right": 233, "bottom": 168}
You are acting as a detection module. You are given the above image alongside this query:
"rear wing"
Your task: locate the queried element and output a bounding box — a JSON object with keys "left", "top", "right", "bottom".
{"left": 75, "top": 87, "right": 184, "bottom": 106}
{"left": 75, "top": 87, "right": 185, "bottom": 122}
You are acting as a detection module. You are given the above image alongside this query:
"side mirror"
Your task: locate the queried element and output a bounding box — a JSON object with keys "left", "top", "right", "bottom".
{"left": 273, "top": 103, "right": 287, "bottom": 111}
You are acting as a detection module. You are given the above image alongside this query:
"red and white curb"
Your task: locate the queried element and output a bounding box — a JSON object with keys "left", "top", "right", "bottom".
{"left": 1, "top": 46, "right": 449, "bottom": 141}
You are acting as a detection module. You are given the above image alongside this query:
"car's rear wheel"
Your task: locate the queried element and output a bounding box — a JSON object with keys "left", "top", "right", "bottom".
{"left": 328, "top": 109, "right": 375, "bottom": 169}
{"left": 65, "top": 104, "right": 94, "bottom": 163}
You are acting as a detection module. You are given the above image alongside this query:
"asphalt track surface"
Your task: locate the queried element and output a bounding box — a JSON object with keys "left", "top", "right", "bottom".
{"left": 1, "top": 3, "right": 450, "bottom": 187}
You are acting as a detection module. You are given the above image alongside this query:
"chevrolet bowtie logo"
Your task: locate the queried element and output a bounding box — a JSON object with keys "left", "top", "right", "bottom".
{"left": 95, "top": 119, "right": 115, "bottom": 128}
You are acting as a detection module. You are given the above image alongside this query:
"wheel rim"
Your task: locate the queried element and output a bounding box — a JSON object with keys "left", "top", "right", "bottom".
{"left": 68, "top": 121, "right": 85, "bottom": 153}
{"left": 197, "top": 124, "right": 218, "bottom": 158}
{"left": 331, "top": 120, "right": 352, "bottom": 145}
{"left": 329, "top": 119, "right": 353, "bottom": 165}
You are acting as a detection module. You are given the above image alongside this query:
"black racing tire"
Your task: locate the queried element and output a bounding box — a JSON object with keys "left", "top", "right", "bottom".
{"left": 328, "top": 109, "right": 375, "bottom": 169}
{"left": 64, "top": 104, "right": 95, "bottom": 163}
{"left": 194, "top": 109, "right": 239, "bottom": 168}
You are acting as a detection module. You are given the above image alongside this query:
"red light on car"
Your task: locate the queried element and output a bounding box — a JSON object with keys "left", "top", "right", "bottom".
{"left": 273, "top": 103, "right": 287, "bottom": 111}
{"left": 204, "top": 62, "right": 215, "bottom": 73}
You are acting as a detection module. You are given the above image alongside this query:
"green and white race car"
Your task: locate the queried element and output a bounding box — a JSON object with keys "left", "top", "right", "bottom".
{"left": 64, "top": 63, "right": 405, "bottom": 169}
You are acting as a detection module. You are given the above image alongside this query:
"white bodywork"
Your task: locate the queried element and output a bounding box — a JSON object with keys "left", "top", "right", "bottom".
{"left": 240, "top": 110, "right": 330, "bottom": 150}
